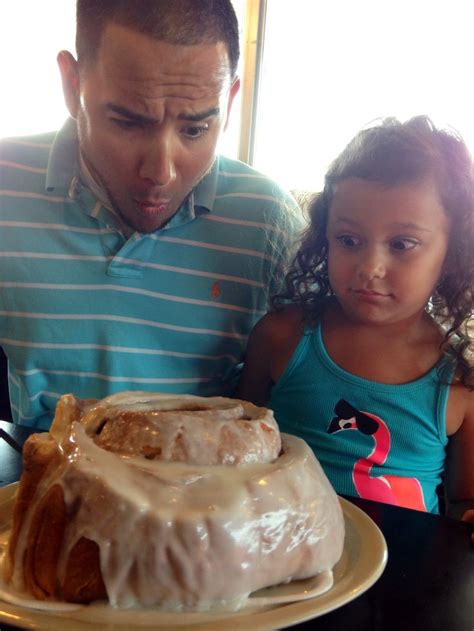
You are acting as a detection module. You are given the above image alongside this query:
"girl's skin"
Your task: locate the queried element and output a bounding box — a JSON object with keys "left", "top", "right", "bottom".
{"left": 237, "top": 177, "right": 474, "bottom": 527}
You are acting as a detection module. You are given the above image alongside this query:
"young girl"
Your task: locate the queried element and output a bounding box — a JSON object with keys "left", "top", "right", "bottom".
{"left": 238, "top": 116, "right": 474, "bottom": 523}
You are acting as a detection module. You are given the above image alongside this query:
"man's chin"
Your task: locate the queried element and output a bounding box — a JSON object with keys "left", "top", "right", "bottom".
{"left": 114, "top": 203, "right": 177, "bottom": 234}
{"left": 125, "top": 212, "right": 175, "bottom": 234}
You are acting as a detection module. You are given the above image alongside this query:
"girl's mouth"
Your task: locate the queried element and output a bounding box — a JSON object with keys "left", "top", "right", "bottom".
{"left": 351, "top": 289, "right": 391, "bottom": 301}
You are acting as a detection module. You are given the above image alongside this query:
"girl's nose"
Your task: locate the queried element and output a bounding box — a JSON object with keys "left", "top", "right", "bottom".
{"left": 356, "top": 248, "right": 387, "bottom": 281}
{"left": 139, "top": 137, "right": 176, "bottom": 187}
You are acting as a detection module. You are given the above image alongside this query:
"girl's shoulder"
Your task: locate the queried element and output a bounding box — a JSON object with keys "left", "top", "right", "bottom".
{"left": 247, "top": 306, "right": 309, "bottom": 382}
{"left": 256, "top": 305, "right": 308, "bottom": 342}
{"left": 444, "top": 382, "right": 474, "bottom": 513}
{"left": 238, "top": 306, "right": 310, "bottom": 404}
{"left": 446, "top": 377, "right": 474, "bottom": 435}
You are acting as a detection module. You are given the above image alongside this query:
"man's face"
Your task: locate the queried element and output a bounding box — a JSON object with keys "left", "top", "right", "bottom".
{"left": 61, "top": 23, "right": 239, "bottom": 233}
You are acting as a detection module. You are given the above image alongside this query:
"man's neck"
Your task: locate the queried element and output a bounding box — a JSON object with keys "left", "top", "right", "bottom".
{"left": 78, "top": 152, "right": 133, "bottom": 237}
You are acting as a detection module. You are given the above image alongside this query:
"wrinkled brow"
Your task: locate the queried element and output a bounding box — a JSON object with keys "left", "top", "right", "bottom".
{"left": 105, "top": 103, "right": 220, "bottom": 123}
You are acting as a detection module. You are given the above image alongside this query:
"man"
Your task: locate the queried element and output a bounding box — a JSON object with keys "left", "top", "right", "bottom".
{"left": 0, "top": 0, "right": 300, "bottom": 429}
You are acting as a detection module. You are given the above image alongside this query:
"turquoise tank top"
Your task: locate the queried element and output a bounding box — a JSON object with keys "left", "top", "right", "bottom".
{"left": 270, "top": 323, "right": 452, "bottom": 514}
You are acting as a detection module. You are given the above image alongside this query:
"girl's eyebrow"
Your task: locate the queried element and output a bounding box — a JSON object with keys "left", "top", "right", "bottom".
{"left": 389, "top": 221, "right": 432, "bottom": 232}
{"left": 332, "top": 216, "right": 360, "bottom": 227}
{"left": 333, "top": 217, "right": 432, "bottom": 232}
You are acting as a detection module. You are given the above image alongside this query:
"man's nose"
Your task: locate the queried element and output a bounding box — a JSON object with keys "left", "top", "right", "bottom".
{"left": 139, "top": 137, "right": 176, "bottom": 186}
{"left": 356, "top": 246, "right": 387, "bottom": 280}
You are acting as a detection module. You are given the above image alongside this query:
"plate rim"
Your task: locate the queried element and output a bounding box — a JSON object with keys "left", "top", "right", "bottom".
{"left": 0, "top": 482, "right": 388, "bottom": 631}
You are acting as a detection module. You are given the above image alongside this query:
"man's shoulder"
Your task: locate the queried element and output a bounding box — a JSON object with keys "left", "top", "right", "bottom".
{"left": 1, "top": 130, "right": 57, "bottom": 151}
{"left": 217, "top": 154, "right": 270, "bottom": 176}
{"left": 215, "top": 155, "right": 302, "bottom": 230}
{"left": 217, "top": 155, "right": 295, "bottom": 201}
{"left": 1, "top": 130, "right": 56, "bottom": 170}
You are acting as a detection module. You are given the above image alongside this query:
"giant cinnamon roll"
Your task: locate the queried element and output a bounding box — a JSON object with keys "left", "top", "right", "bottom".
{"left": 4, "top": 392, "right": 345, "bottom": 610}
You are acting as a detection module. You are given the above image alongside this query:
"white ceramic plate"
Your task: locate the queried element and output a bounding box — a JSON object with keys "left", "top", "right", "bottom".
{"left": 0, "top": 483, "right": 387, "bottom": 631}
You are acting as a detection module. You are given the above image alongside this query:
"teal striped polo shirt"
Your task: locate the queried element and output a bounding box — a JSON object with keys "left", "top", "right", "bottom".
{"left": 0, "top": 119, "right": 301, "bottom": 429}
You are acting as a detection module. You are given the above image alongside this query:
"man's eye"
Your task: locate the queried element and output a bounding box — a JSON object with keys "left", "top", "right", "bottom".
{"left": 183, "top": 125, "right": 209, "bottom": 139}
{"left": 335, "top": 235, "right": 360, "bottom": 248}
{"left": 390, "top": 238, "right": 418, "bottom": 252}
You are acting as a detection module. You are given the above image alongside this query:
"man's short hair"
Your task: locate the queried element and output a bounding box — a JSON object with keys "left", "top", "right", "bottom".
{"left": 76, "top": 0, "right": 240, "bottom": 78}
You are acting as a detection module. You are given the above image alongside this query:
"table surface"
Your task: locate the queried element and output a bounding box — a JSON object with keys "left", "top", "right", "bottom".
{"left": 1, "top": 420, "right": 473, "bottom": 631}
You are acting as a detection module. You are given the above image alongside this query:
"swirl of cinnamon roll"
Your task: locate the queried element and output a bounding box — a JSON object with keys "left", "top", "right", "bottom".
{"left": 53, "top": 391, "right": 281, "bottom": 465}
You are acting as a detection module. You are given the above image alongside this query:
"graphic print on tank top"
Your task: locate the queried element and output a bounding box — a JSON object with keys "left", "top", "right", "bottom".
{"left": 327, "top": 399, "right": 427, "bottom": 511}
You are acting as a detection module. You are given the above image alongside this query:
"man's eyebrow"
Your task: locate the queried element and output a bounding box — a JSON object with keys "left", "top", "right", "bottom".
{"left": 105, "top": 103, "right": 220, "bottom": 123}
{"left": 178, "top": 107, "right": 220, "bottom": 122}
{"left": 105, "top": 103, "right": 157, "bottom": 124}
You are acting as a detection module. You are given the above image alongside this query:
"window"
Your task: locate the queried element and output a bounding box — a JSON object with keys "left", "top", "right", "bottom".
{"left": 0, "top": 1, "right": 76, "bottom": 138}
{"left": 249, "top": 0, "right": 474, "bottom": 192}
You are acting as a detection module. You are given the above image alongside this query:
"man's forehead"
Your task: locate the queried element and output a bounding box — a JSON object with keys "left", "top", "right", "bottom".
{"left": 93, "top": 22, "right": 233, "bottom": 83}
{"left": 81, "top": 26, "right": 233, "bottom": 113}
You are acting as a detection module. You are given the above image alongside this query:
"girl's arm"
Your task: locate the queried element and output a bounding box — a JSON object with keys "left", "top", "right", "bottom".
{"left": 445, "top": 389, "right": 474, "bottom": 531}
{"left": 236, "top": 307, "right": 305, "bottom": 406}
{"left": 236, "top": 314, "right": 276, "bottom": 406}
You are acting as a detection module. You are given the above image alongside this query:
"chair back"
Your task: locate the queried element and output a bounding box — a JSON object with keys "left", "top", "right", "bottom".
{"left": 0, "top": 347, "right": 12, "bottom": 421}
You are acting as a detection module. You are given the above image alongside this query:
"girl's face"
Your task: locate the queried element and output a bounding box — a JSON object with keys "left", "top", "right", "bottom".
{"left": 325, "top": 177, "right": 451, "bottom": 327}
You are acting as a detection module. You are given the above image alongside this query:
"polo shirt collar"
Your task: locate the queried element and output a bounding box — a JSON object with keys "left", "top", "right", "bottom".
{"left": 164, "top": 157, "right": 218, "bottom": 230}
{"left": 45, "top": 117, "right": 79, "bottom": 193}
{"left": 194, "top": 157, "right": 219, "bottom": 213}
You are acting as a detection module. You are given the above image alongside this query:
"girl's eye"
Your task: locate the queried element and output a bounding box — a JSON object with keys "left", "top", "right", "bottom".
{"left": 390, "top": 238, "right": 418, "bottom": 252}
{"left": 335, "top": 235, "right": 361, "bottom": 248}
{"left": 183, "top": 125, "right": 209, "bottom": 140}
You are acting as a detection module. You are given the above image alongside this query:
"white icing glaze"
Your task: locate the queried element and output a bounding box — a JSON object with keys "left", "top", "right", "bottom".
{"left": 0, "top": 544, "right": 334, "bottom": 614}
{"left": 8, "top": 393, "right": 345, "bottom": 611}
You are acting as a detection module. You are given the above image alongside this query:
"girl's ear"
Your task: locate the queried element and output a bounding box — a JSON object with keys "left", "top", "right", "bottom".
{"left": 434, "top": 251, "right": 455, "bottom": 297}
{"left": 440, "top": 246, "right": 456, "bottom": 280}
{"left": 57, "top": 50, "right": 80, "bottom": 119}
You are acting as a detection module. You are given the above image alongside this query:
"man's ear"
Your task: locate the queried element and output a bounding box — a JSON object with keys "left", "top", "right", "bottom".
{"left": 223, "top": 76, "right": 240, "bottom": 131}
{"left": 57, "top": 50, "right": 80, "bottom": 119}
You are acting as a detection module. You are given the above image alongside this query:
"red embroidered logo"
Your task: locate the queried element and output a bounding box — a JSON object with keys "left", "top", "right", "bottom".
{"left": 211, "top": 282, "right": 221, "bottom": 299}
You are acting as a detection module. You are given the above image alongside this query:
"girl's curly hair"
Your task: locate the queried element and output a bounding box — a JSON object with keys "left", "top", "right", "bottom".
{"left": 274, "top": 116, "right": 474, "bottom": 388}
